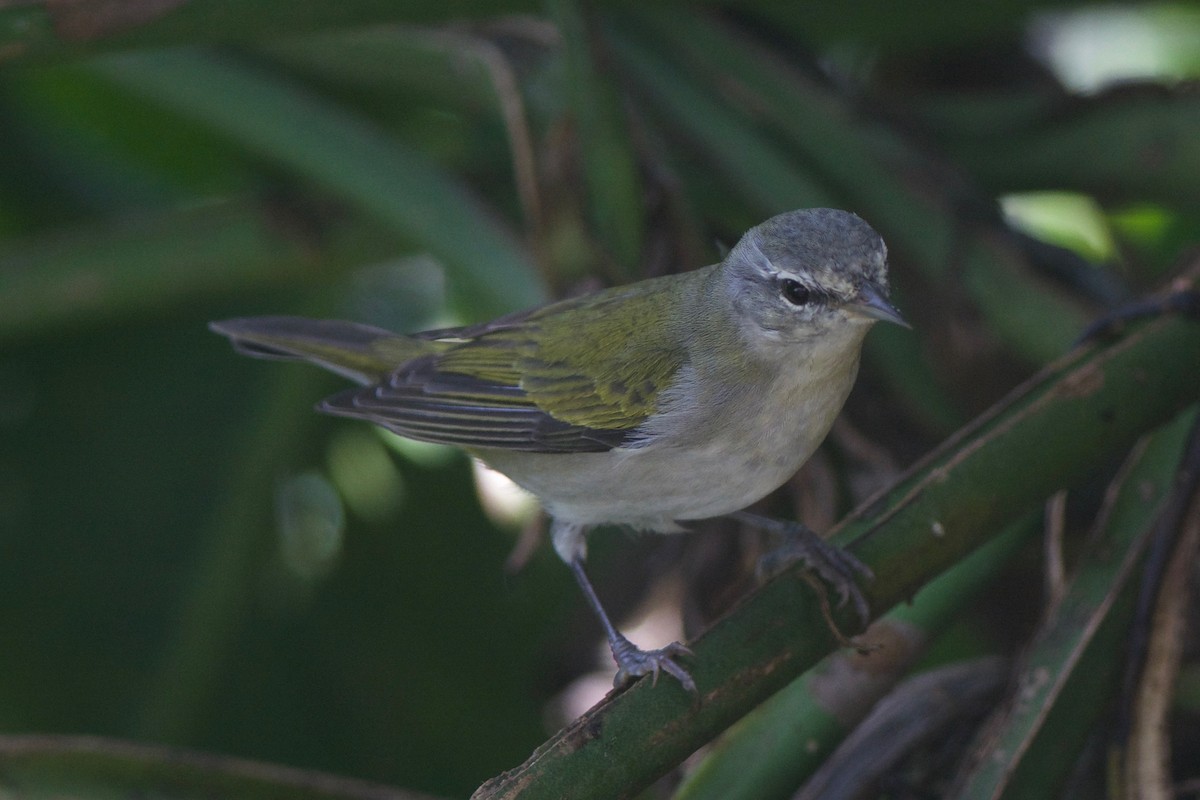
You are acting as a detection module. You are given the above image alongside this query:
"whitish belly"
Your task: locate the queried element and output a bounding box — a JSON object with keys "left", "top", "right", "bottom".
{"left": 483, "top": 352, "right": 859, "bottom": 531}
{"left": 482, "top": 401, "right": 834, "bottom": 531}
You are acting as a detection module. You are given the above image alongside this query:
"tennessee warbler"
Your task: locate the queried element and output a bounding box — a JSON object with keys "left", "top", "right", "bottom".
{"left": 211, "top": 207, "right": 907, "bottom": 694}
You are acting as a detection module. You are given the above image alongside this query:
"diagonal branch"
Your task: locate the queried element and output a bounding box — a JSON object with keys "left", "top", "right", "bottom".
{"left": 474, "top": 278, "right": 1200, "bottom": 800}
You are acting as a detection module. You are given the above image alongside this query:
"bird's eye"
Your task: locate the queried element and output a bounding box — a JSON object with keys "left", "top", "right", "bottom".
{"left": 780, "top": 279, "right": 811, "bottom": 306}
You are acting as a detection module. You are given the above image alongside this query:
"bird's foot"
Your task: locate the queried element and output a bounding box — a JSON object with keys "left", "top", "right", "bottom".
{"left": 610, "top": 635, "right": 696, "bottom": 694}
{"left": 736, "top": 511, "right": 873, "bottom": 630}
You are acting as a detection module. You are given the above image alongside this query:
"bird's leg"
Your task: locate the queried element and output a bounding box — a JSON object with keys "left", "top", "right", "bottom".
{"left": 567, "top": 558, "right": 696, "bottom": 694}
{"left": 733, "top": 510, "right": 873, "bottom": 628}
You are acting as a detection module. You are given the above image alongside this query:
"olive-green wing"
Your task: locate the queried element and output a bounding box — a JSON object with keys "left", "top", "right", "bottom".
{"left": 320, "top": 279, "right": 688, "bottom": 453}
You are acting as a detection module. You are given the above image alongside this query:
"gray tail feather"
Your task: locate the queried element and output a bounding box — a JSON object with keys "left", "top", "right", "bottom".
{"left": 209, "top": 316, "right": 410, "bottom": 384}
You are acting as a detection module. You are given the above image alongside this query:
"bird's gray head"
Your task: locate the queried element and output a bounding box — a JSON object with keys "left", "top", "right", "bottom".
{"left": 720, "top": 208, "right": 904, "bottom": 349}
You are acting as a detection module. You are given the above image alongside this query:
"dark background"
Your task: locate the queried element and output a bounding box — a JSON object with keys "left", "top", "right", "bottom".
{"left": 1, "top": 2, "right": 1198, "bottom": 797}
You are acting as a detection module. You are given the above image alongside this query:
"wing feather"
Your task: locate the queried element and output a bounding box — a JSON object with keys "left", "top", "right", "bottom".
{"left": 317, "top": 271, "right": 698, "bottom": 453}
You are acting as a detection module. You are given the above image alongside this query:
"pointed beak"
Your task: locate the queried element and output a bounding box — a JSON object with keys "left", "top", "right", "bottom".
{"left": 847, "top": 283, "right": 910, "bottom": 329}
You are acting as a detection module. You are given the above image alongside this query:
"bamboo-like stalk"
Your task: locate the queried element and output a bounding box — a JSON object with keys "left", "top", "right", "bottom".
{"left": 474, "top": 284, "right": 1200, "bottom": 800}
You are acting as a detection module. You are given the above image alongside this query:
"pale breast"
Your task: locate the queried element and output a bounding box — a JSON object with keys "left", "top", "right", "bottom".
{"left": 483, "top": 350, "right": 861, "bottom": 530}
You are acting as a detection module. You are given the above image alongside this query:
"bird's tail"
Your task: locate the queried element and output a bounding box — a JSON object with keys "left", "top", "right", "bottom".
{"left": 210, "top": 316, "right": 424, "bottom": 385}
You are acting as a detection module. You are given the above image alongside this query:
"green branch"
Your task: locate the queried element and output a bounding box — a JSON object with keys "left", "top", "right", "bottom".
{"left": 474, "top": 293, "right": 1200, "bottom": 800}
{"left": 0, "top": 734, "right": 444, "bottom": 800}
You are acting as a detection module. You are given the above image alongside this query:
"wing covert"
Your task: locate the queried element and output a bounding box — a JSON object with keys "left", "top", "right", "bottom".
{"left": 316, "top": 275, "right": 691, "bottom": 453}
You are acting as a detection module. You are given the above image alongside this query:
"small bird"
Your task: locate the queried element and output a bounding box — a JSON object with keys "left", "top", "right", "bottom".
{"left": 211, "top": 208, "right": 907, "bottom": 694}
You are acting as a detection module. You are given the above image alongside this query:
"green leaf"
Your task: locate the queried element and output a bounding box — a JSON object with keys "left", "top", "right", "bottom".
{"left": 0, "top": 200, "right": 398, "bottom": 341}
{"left": 948, "top": 410, "right": 1197, "bottom": 797}
{"left": 549, "top": 0, "right": 644, "bottom": 276}
{"left": 89, "top": 48, "right": 545, "bottom": 317}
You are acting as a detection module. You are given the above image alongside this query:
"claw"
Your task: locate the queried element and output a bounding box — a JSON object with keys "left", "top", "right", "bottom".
{"left": 611, "top": 636, "right": 697, "bottom": 694}
{"left": 567, "top": 554, "right": 699, "bottom": 695}
{"left": 736, "top": 510, "right": 873, "bottom": 629}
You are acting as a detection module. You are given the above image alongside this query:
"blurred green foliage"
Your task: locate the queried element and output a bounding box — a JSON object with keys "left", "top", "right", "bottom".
{"left": 1, "top": 2, "right": 1199, "bottom": 798}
